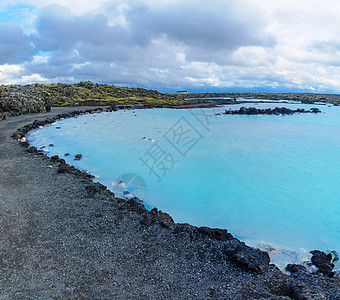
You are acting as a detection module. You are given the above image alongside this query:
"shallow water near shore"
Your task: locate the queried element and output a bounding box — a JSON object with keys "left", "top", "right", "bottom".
{"left": 27, "top": 103, "right": 340, "bottom": 269}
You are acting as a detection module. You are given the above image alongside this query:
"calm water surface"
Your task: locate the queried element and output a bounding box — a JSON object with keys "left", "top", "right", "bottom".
{"left": 27, "top": 103, "right": 340, "bottom": 268}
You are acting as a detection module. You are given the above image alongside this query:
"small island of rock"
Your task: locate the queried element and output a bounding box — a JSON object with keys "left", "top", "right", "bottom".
{"left": 221, "top": 106, "right": 321, "bottom": 115}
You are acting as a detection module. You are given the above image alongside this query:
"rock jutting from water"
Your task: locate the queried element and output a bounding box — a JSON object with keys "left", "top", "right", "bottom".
{"left": 310, "top": 250, "right": 336, "bottom": 277}
{"left": 285, "top": 250, "right": 339, "bottom": 278}
{"left": 220, "top": 106, "right": 321, "bottom": 115}
{"left": 74, "top": 154, "right": 83, "bottom": 160}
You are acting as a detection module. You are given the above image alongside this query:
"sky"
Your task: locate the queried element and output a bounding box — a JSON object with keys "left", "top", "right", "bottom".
{"left": 1, "top": 0, "right": 340, "bottom": 93}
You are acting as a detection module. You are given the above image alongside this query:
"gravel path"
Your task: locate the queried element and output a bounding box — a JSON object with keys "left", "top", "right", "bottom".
{"left": 1, "top": 107, "right": 339, "bottom": 299}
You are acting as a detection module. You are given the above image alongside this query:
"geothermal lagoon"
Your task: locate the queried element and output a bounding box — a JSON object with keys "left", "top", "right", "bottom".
{"left": 27, "top": 102, "right": 340, "bottom": 269}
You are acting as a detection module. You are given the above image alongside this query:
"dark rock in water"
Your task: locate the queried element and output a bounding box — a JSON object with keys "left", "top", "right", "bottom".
{"left": 74, "top": 154, "right": 82, "bottom": 160}
{"left": 173, "top": 223, "right": 196, "bottom": 235}
{"left": 33, "top": 120, "right": 44, "bottom": 127}
{"left": 86, "top": 182, "right": 107, "bottom": 196}
{"left": 49, "top": 144, "right": 54, "bottom": 147}
{"left": 286, "top": 264, "right": 307, "bottom": 274}
{"left": 222, "top": 106, "right": 322, "bottom": 116}
{"left": 38, "top": 146, "right": 48, "bottom": 153}
{"left": 58, "top": 163, "right": 77, "bottom": 174}
{"left": 330, "top": 250, "right": 339, "bottom": 262}
{"left": 57, "top": 163, "right": 94, "bottom": 179}
{"left": 56, "top": 127, "right": 61, "bottom": 129}
{"left": 12, "top": 132, "right": 24, "bottom": 140}
{"left": 196, "top": 226, "right": 234, "bottom": 241}
{"left": 310, "top": 107, "right": 321, "bottom": 113}
{"left": 50, "top": 155, "right": 59, "bottom": 161}
{"left": 140, "top": 207, "right": 175, "bottom": 227}
{"left": 151, "top": 207, "right": 175, "bottom": 228}
{"left": 310, "top": 250, "right": 335, "bottom": 277}
{"left": 27, "top": 146, "right": 37, "bottom": 153}
{"left": 64, "top": 153, "right": 70, "bottom": 156}
{"left": 123, "top": 190, "right": 134, "bottom": 199}
{"left": 159, "top": 213, "right": 175, "bottom": 228}
{"left": 20, "top": 141, "right": 29, "bottom": 148}
{"left": 131, "top": 196, "right": 142, "bottom": 202}
{"left": 126, "top": 198, "right": 148, "bottom": 214}
{"left": 225, "top": 241, "right": 270, "bottom": 274}
{"left": 58, "top": 158, "right": 66, "bottom": 164}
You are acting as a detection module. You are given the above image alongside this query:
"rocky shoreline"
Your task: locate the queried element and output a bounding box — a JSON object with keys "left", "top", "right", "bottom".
{"left": 1, "top": 106, "right": 340, "bottom": 299}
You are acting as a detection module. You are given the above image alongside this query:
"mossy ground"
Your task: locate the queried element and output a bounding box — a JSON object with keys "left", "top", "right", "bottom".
{"left": 1, "top": 82, "right": 340, "bottom": 106}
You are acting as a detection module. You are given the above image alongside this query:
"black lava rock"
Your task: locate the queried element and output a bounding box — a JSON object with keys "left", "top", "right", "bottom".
{"left": 310, "top": 250, "right": 335, "bottom": 277}
{"left": 222, "top": 106, "right": 321, "bottom": 116}
{"left": 286, "top": 264, "right": 307, "bottom": 274}
{"left": 27, "top": 146, "right": 38, "bottom": 153}
{"left": 196, "top": 226, "right": 234, "bottom": 241}
{"left": 225, "top": 241, "right": 270, "bottom": 274}
{"left": 74, "top": 154, "right": 82, "bottom": 160}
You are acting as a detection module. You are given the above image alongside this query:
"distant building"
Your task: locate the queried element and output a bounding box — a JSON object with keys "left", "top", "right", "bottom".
{"left": 176, "top": 91, "right": 188, "bottom": 94}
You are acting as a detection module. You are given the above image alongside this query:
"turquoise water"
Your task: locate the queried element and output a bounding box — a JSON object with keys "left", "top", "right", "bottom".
{"left": 27, "top": 103, "right": 340, "bottom": 268}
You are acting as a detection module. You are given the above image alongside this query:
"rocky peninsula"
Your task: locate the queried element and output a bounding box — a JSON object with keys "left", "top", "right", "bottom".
{"left": 1, "top": 105, "right": 339, "bottom": 299}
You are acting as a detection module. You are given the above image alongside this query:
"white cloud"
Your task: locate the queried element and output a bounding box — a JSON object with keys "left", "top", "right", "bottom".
{"left": 1, "top": 1, "right": 340, "bottom": 92}
{"left": 0, "top": 64, "right": 24, "bottom": 84}
{"left": 32, "top": 55, "right": 48, "bottom": 64}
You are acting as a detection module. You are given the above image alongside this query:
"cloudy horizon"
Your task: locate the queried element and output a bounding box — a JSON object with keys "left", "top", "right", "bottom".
{"left": 1, "top": 0, "right": 340, "bottom": 93}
